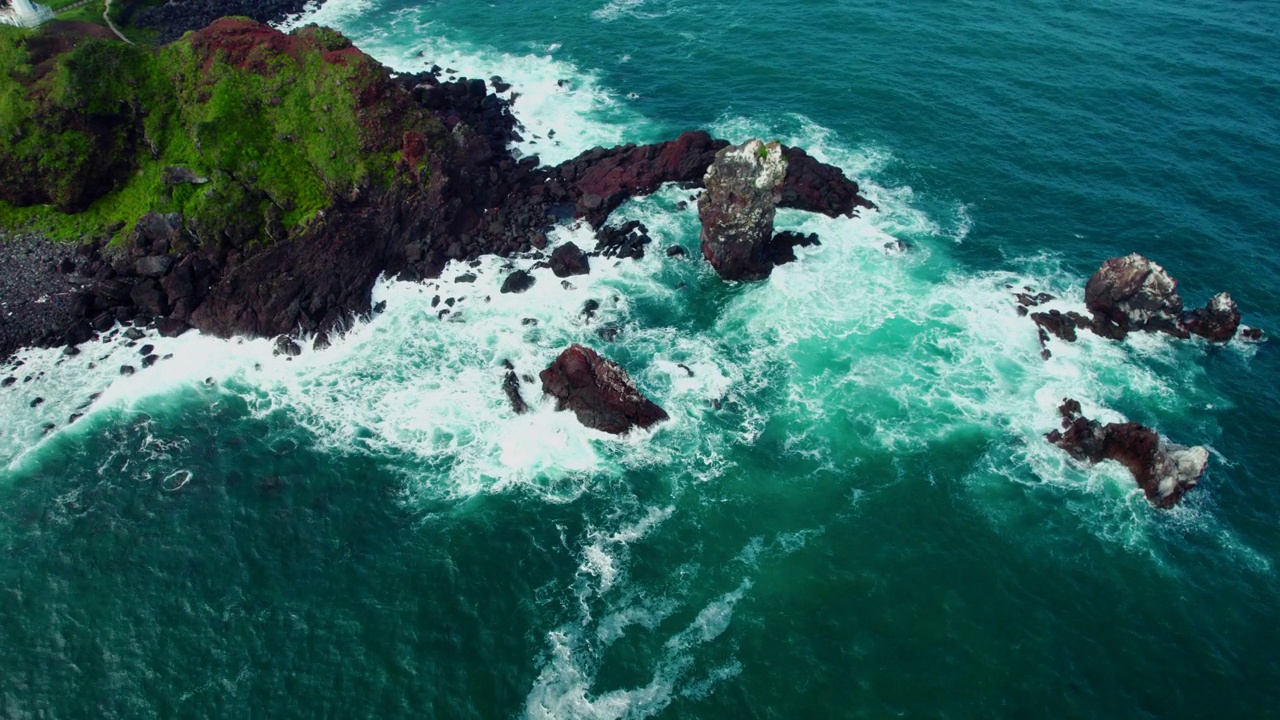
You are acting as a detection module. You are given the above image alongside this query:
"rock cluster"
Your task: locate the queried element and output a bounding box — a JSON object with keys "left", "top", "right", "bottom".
{"left": 1046, "top": 399, "right": 1209, "bottom": 508}
{"left": 1030, "top": 254, "right": 1246, "bottom": 348}
{"left": 539, "top": 344, "right": 668, "bottom": 434}
{"left": 130, "top": 0, "right": 322, "bottom": 43}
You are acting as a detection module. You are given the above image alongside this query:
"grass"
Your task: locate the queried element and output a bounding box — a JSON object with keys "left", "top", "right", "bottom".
{"left": 0, "top": 23, "right": 436, "bottom": 247}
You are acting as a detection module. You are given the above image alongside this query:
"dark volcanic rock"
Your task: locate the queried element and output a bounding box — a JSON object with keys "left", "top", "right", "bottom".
{"left": 1084, "top": 254, "right": 1185, "bottom": 338}
{"left": 1030, "top": 309, "right": 1089, "bottom": 343}
{"left": 764, "top": 231, "right": 821, "bottom": 267}
{"left": 1069, "top": 254, "right": 1247, "bottom": 344}
{"left": 561, "top": 130, "right": 729, "bottom": 228}
{"left": 0, "top": 235, "right": 84, "bottom": 360}
{"left": 133, "top": 0, "right": 327, "bottom": 44}
{"left": 1, "top": 22, "right": 876, "bottom": 361}
{"left": 136, "top": 255, "right": 175, "bottom": 278}
{"left": 274, "top": 335, "right": 302, "bottom": 357}
{"left": 502, "top": 366, "right": 528, "bottom": 414}
{"left": 595, "top": 221, "right": 651, "bottom": 260}
{"left": 500, "top": 269, "right": 535, "bottom": 294}
{"left": 133, "top": 212, "right": 186, "bottom": 253}
{"left": 539, "top": 344, "right": 668, "bottom": 434}
{"left": 699, "top": 140, "right": 789, "bottom": 281}
{"left": 1046, "top": 399, "right": 1209, "bottom": 508}
{"left": 1181, "top": 292, "right": 1241, "bottom": 343}
{"left": 550, "top": 243, "right": 591, "bottom": 277}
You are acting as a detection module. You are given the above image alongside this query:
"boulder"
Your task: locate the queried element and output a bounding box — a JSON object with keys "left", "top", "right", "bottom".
{"left": 500, "top": 269, "right": 535, "bottom": 294}
{"left": 130, "top": 279, "right": 170, "bottom": 317}
{"left": 1045, "top": 399, "right": 1208, "bottom": 508}
{"left": 539, "top": 344, "right": 668, "bottom": 434}
{"left": 549, "top": 242, "right": 591, "bottom": 277}
{"left": 136, "top": 255, "right": 175, "bottom": 278}
{"left": 699, "top": 139, "right": 789, "bottom": 281}
{"left": 595, "top": 220, "right": 651, "bottom": 259}
{"left": 133, "top": 212, "right": 185, "bottom": 253}
{"left": 1084, "top": 254, "right": 1184, "bottom": 337}
{"left": 274, "top": 335, "right": 302, "bottom": 357}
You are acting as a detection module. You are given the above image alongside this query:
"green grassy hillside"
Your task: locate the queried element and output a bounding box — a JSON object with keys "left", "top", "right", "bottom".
{"left": 0, "top": 19, "right": 440, "bottom": 247}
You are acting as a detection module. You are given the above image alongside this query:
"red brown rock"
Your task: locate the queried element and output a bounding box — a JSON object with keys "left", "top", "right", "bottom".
{"left": 1046, "top": 399, "right": 1209, "bottom": 508}
{"left": 539, "top": 344, "right": 668, "bottom": 434}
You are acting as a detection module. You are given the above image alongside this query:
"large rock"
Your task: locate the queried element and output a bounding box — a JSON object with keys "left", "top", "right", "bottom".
{"left": 1072, "top": 254, "right": 1246, "bottom": 343}
{"left": 779, "top": 145, "right": 876, "bottom": 218}
{"left": 699, "top": 139, "right": 789, "bottom": 281}
{"left": 1084, "top": 253, "right": 1184, "bottom": 336}
{"left": 549, "top": 242, "right": 591, "bottom": 277}
{"left": 539, "top": 344, "right": 668, "bottom": 434}
{"left": 1046, "top": 399, "right": 1208, "bottom": 508}
{"left": 1181, "top": 292, "right": 1241, "bottom": 343}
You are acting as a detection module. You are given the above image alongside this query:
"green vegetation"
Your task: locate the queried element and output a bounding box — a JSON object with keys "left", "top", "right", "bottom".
{"left": 0, "top": 22, "right": 436, "bottom": 246}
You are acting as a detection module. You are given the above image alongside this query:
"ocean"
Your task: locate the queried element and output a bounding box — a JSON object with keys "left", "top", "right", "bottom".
{"left": 3, "top": 0, "right": 1279, "bottom": 716}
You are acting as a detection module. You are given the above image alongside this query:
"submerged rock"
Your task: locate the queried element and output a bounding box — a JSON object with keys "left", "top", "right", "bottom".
{"left": 501, "top": 360, "right": 528, "bottom": 414}
{"left": 539, "top": 344, "right": 668, "bottom": 434}
{"left": 699, "top": 139, "right": 788, "bottom": 281}
{"left": 1045, "top": 399, "right": 1208, "bottom": 508}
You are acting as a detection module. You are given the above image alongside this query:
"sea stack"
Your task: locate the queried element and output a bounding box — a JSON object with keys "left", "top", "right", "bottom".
{"left": 699, "top": 139, "right": 788, "bottom": 281}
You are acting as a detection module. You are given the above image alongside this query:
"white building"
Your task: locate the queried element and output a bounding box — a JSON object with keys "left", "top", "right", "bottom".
{"left": 0, "top": 0, "right": 56, "bottom": 28}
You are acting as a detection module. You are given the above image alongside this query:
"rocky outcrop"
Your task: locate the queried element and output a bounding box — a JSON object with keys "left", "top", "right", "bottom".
{"left": 1181, "top": 292, "right": 1241, "bottom": 343}
{"left": 698, "top": 140, "right": 789, "bottom": 281}
{"left": 1084, "top": 254, "right": 1185, "bottom": 337}
{"left": 501, "top": 359, "right": 528, "bottom": 414}
{"left": 1082, "top": 253, "right": 1243, "bottom": 342}
{"left": 1021, "top": 255, "right": 1251, "bottom": 355}
{"left": 595, "top": 220, "right": 651, "bottom": 260}
{"left": 778, "top": 145, "right": 876, "bottom": 218}
{"left": 128, "top": 0, "right": 326, "bottom": 44}
{"left": 500, "top": 269, "right": 535, "bottom": 294}
{"left": 539, "top": 344, "right": 668, "bottom": 434}
{"left": 2, "top": 20, "right": 874, "bottom": 358}
{"left": 1045, "top": 399, "right": 1209, "bottom": 508}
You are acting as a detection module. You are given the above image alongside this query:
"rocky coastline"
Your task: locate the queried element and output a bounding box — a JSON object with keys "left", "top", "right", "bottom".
{"left": 0, "top": 16, "right": 1260, "bottom": 507}
{"left": 0, "top": 18, "right": 873, "bottom": 360}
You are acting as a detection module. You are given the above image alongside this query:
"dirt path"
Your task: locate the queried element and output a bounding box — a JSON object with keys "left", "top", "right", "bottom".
{"left": 102, "top": 0, "right": 131, "bottom": 43}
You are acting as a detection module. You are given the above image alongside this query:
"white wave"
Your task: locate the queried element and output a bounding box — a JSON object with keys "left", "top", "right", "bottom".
{"left": 523, "top": 579, "right": 750, "bottom": 720}
{"left": 280, "top": 3, "right": 649, "bottom": 166}
{"left": 591, "top": 0, "right": 645, "bottom": 22}
{"left": 272, "top": 0, "right": 379, "bottom": 34}
{"left": 580, "top": 505, "right": 674, "bottom": 593}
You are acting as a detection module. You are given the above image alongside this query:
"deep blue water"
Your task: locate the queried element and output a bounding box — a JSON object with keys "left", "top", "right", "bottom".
{"left": 2, "top": 0, "right": 1279, "bottom": 716}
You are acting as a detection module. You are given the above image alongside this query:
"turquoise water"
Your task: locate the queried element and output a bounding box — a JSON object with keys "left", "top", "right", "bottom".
{"left": 3, "top": 1, "right": 1280, "bottom": 716}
